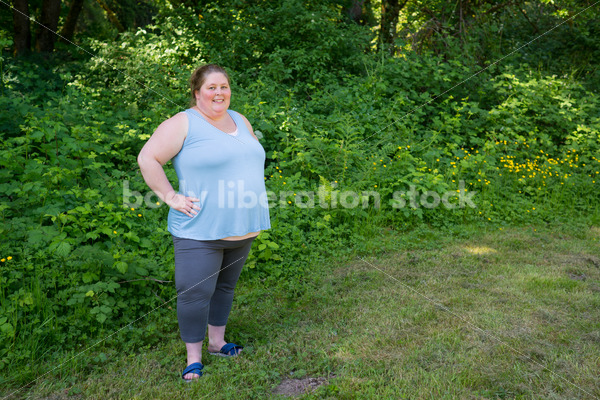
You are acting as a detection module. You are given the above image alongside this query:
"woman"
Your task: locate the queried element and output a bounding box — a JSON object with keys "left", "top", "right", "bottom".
{"left": 137, "top": 64, "right": 270, "bottom": 382}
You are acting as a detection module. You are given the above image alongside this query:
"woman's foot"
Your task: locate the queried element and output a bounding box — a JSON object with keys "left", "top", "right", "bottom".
{"left": 206, "top": 325, "right": 243, "bottom": 356}
{"left": 207, "top": 340, "right": 228, "bottom": 354}
{"left": 182, "top": 362, "right": 204, "bottom": 382}
{"left": 184, "top": 341, "right": 203, "bottom": 381}
{"left": 208, "top": 343, "right": 243, "bottom": 357}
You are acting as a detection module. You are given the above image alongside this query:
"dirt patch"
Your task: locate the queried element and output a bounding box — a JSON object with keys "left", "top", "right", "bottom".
{"left": 544, "top": 253, "right": 600, "bottom": 268}
{"left": 272, "top": 377, "right": 328, "bottom": 397}
{"left": 569, "top": 272, "right": 587, "bottom": 281}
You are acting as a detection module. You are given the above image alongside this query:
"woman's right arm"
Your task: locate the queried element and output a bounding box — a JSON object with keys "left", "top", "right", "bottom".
{"left": 137, "top": 112, "right": 200, "bottom": 218}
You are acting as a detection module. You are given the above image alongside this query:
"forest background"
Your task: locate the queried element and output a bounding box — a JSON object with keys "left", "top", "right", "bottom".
{"left": 0, "top": 0, "right": 599, "bottom": 398}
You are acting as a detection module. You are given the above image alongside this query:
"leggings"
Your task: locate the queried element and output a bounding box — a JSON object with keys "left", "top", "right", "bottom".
{"left": 172, "top": 235, "right": 255, "bottom": 343}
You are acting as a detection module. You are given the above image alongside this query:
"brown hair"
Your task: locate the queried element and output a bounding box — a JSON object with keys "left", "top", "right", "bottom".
{"left": 189, "top": 64, "right": 230, "bottom": 107}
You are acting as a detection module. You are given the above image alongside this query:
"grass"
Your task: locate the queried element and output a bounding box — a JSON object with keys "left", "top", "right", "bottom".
{"left": 2, "top": 223, "right": 600, "bottom": 399}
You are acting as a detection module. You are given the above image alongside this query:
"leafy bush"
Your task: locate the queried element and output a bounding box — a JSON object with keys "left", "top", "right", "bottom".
{"left": 1, "top": 0, "right": 599, "bottom": 385}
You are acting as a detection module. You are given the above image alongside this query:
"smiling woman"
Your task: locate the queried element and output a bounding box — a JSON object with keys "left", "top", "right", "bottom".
{"left": 189, "top": 65, "right": 234, "bottom": 131}
{"left": 137, "top": 64, "right": 271, "bottom": 382}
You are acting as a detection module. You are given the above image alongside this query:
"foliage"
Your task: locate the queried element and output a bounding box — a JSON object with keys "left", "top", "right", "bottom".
{"left": 0, "top": 0, "right": 599, "bottom": 388}
{"left": 392, "top": 0, "right": 600, "bottom": 91}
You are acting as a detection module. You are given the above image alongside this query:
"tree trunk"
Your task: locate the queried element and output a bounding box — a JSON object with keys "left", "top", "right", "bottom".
{"left": 378, "top": 0, "right": 408, "bottom": 53}
{"left": 343, "top": 0, "right": 376, "bottom": 26}
{"left": 35, "top": 0, "right": 62, "bottom": 52}
{"left": 60, "top": 0, "right": 85, "bottom": 43}
{"left": 345, "top": 0, "right": 364, "bottom": 23}
{"left": 12, "top": 0, "right": 31, "bottom": 55}
{"left": 95, "top": 0, "right": 125, "bottom": 32}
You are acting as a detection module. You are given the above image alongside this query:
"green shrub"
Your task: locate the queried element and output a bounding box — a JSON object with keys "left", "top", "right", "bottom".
{"left": 1, "top": 0, "right": 599, "bottom": 384}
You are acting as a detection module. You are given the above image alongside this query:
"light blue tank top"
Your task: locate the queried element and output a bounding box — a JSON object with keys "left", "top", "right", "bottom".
{"left": 167, "top": 108, "right": 271, "bottom": 240}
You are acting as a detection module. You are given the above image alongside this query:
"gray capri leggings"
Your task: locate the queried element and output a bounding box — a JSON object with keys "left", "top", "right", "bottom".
{"left": 172, "top": 235, "right": 255, "bottom": 343}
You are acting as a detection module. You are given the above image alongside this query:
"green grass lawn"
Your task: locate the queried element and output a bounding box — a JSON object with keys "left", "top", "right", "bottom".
{"left": 4, "top": 224, "right": 600, "bottom": 399}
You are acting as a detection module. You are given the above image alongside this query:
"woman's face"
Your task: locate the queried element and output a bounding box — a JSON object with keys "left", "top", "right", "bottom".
{"left": 195, "top": 72, "right": 231, "bottom": 115}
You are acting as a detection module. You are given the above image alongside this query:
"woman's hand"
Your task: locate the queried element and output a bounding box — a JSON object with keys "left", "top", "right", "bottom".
{"left": 165, "top": 192, "right": 201, "bottom": 218}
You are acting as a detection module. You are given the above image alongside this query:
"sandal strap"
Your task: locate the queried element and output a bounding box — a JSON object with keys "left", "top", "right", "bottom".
{"left": 182, "top": 362, "right": 204, "bottom": 378}
{"left": 221, "top": 343, "right": 243, "bottom": 355}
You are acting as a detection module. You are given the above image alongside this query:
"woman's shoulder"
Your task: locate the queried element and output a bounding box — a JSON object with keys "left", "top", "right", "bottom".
{"left": 168, "top": 110, "right": 189, "bottom": 126}
{"left": 228, "top": 110, "right": 257, "bottom": 141}
{"left": 175, "top": 110, "right": 189, "bottom": 119}
{"left": 227, "top": 109, "right": 249, "bottom": 124}
{"left": 154, "top": 111, "right": 189, "bottom": 139}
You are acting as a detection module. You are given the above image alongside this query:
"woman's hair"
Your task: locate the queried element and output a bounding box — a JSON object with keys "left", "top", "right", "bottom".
{"left": 189, "top": 64, "right": 230, "bottom": 107}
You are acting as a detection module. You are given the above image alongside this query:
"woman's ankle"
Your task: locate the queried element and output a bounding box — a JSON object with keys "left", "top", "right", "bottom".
{"left": 185, "top": 340, "right": 204, "bottom": 365}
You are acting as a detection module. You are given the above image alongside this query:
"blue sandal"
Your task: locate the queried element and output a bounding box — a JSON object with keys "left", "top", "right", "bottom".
{"left": 209, "top": 343, "right": 243, "bottom": 357}
{"left": 181, "top": 362, "right": 203, "bottom": 382}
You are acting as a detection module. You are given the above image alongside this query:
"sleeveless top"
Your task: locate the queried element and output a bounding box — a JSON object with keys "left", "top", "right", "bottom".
{"left": 167, "top": 108, "right": 271, "bottom": 240}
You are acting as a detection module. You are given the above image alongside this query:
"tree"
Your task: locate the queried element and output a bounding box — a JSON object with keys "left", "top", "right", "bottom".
{"left": 12, "top": 0, "right": 31, "bottom": 55}
{"left": 343, "top": 0, "right": 376, "bottom": 25}
{"left": 60, "top": 0, "right": 85, "bottom": 43}
{"left": 11, "top": 0, "right": 62, "bottom": 54}
{"left": 9, "top": 0, "right": 159, "bottom": 55}
{"left": 35, "top": 0, "right": 61, "bottom": 52}
{"left": 378, "top": 0, "right": 409, "bottom": 53}
{"left": 95, "top": 0, "right": 124, "bottom": 32}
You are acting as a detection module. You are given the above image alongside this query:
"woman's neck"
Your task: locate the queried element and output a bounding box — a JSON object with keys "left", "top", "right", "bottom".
{"left": 193, "top": 105, "right": 227, "bottom": 122}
